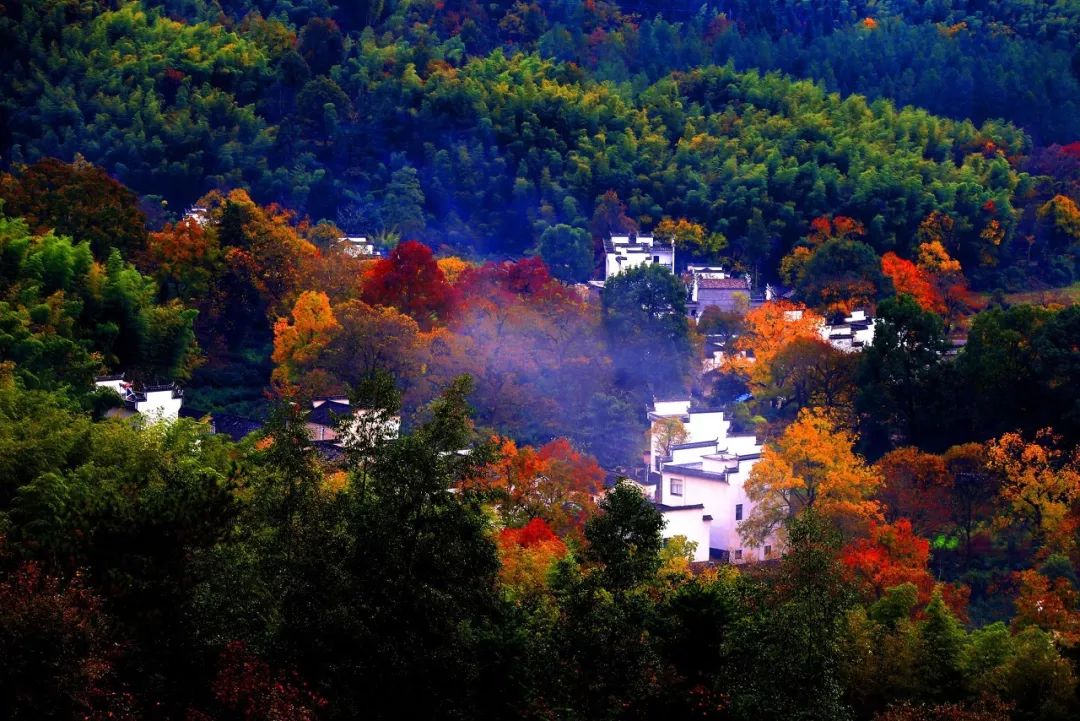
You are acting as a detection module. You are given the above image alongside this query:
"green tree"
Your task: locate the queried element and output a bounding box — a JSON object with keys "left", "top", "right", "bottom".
{"left": 731, "top": 509, "right": 856, "bottom": 721}
{"left": 382, "top": 166, "right": 427, "bottom": 238}
{"left": 601, "top": 263, "right": 692, "bottom": 397}
{"left": 538, "top": 223, "right": 593, "bottom": 282}
{"left": 584, "top": 483, "right": 665, "bottom": 591}
{"left": 857, "top": 294, "right": 949, "bottom": 453}
{"left": 917, "top": 590, "right": 967, "bottom": 702}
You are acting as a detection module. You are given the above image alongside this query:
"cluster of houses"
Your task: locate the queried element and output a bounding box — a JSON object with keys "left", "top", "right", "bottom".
{"left": 597, "top": 231, "right": 879, "bottom": 561}
{"left": 93, "top": 375, "right": 398, "bottom": 458}
{"left": 92, "top": 226, "right": 879, "bottom": 566}
{"left": 630, "top": 399, "right": 776, "bottom": 563}
{"left": 593, "top": 234, "right": 757, "bottom": 320}
{"left": 599, "top": 231, "right": 877, "bottom": 361}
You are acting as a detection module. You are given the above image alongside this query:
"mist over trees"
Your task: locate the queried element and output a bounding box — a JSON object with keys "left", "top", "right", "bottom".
{"left": 3, "top": 2, "right": 1080, "bottom": 720}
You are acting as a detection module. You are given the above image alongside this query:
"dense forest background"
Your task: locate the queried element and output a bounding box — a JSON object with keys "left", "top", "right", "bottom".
{"left": 3, "top": 2, "right": 1080, "bottom": 720}
{"left": 4, "top": 0, "right": 1080, "bottom": 289}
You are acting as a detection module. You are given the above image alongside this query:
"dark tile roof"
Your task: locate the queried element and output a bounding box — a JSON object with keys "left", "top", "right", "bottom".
{"left": 144, "top": 383, "right": 179, "bottom": 392}
{"left": 698, "top": 277, "right": 749, "bottom": 290}
{"left": 309, "top": 400, "right": 352, "bottom": 427}
{"left": 312, "top": 440, "right": 346, "bottom": 464}
{"left": 603, "top": 238, "right": 665, "bottom": 253}
{"left": 648, "top": 411, "right": 690, "bottom": 423}
{"left": 663, "top": 463, "right": 731, "bottom": 482}
{"left": 671, "top": 438, "right": 719, "bottom": 451}
{"left": 653, "top": 503, "right": 706, "bottom": 512}
{"left": 211, "top": 413, "right": 265, "bottom": 442}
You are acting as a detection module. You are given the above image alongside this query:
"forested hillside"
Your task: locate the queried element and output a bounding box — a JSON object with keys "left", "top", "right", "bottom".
{"left": 5, "top": 0, "right": 1080, "bottom": 288}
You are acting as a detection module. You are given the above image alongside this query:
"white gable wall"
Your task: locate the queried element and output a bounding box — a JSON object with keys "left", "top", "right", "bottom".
{"left": 661, "top": 507, "right": 713, "bottom": 562}
{"left": 138, "top": 389, "right": 183, "bottom": 422}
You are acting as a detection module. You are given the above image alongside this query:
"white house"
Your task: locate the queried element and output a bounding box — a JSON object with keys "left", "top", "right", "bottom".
{"left": 685, "top": 265, "right": 752, "bottom": 318}
{"left": 95, "top": 375, "right": 184, "bottom": 422}
{"left": 336, "top": 236, "right": 376, "bottom": 258}
{"left": 821, "top": 309, "right": 876, "bottom": 352}
{"left": 641, "top": 399, "right": 776, "bottom": 563}
{"left": 603, "top": 234, "right": 674, "bottom": 281}
{"left": 183, "top": 206, "right": 210, "bottom": 227}
{"left": 307, "top": 396, "right": 400, "bottom": 447}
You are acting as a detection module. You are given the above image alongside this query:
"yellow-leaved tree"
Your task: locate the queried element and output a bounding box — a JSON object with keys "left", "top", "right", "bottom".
{"left": 436, "top": 256, "right": 473, "bottom": 285}
{"left": 649, "top": 417, "right": 688, "bottom": 468}
{"left": 271, "top": 290, "right": 340, "bottom": 391}
{"left": 740, "top": 407, "right": 882, "bottom": 546}
{"left": 724, "top": 300, "right": 823, "bottom": 393}
{"left": 987, "top": 429, "right": 1080, "bottom": 556}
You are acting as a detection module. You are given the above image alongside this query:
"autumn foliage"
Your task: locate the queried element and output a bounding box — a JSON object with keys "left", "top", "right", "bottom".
{"left": 145, "top": 217, "right": 222, "bottom": 301}
{"left": 211, "top": 641, "right": 326, "bottom": 721}
{"left": 271, "top": 290, "right": 341, "bottom": 392}
{"left": 986, "top": 429, "right": 1080, "bottom": 556}
{"left": 742, "top": 407, "right": 882, "bottom": 546}
{"left": 725, "top": 300, "right": 824, "bottom": 392}
{"left": 842, "top": 519, "right": 967, "bottom": 617}
{"left": 496, "top": 518, "right": 569, "bottom": 599}
{"left": 1011, "top": 569, "right": 1080, "bottom": 647}
{"left": 467, "top": 436, "right": 605, "bottom": 535}
{"left": 843, "top": 520, "right": 930, "bottom": 595}
{"left": 361, "top": 240, "right": 457, "bottom": 329}
{"left": 0, "top": 559, "right": 128, "bottom": 720}
{"left": 876, "top": 447, "right": 953, "bottom": 538}
{"left": 881, "top": 252, "right": 945, "bottom": 314}
{"left": 0, "top": 156, "right": 147, "bottom": 260}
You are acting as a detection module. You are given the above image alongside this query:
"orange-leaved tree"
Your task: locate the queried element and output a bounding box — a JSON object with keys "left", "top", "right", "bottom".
{"left": 778, "top": 215, "right": 865, "bottom": 288}
{"left": 212, "top": 189, "right": 319, "bottom": 315}
{"left": 654, "top": 217, "right": 726, "bottom": 257}
{"left": 467, "top": 437, "right": 604, "bottom": 535}
{"left": 875, "top": 447, "right": 952, "bottom": 539}
{"left": 881, "top": 252, "right": 945, "bottom": 315}
{"left": 145, "top": 216, "right": 223, "bottom": 302}
{"left": 271, "top": 290, "right": 340, "bottom": 392}
{"left": 741, "top": 407, "right": 882, "bottom": 546}
{"left": 271, "top": 292, "right": 431, "bottom": 398}
{"left": 496, "top": 518, "right": 569, "bottom": 600}
{"left": 436, "top": 256, "right": 473, "bottom": 285}
{"left": 724, "top": 300, "right": 823, "bottom": 393}
{"left": 1011, "top": 568, "right": 1080, "bottom": 647}
{"left": 916, "top": 240, "right": 962, "bottom": 276}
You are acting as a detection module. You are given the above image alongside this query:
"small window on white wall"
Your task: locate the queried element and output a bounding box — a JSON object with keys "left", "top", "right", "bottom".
{"left": 764, "top": 545, "right": 773, "bottom": 558}
{"left": 735, "top": 503, "right": 743, "bottom": 521}
{"left": 733, "top": 549, "right": 743, "bottom": 561}
{"left": 670, "top": 478, "right": 683, "bottom": 496}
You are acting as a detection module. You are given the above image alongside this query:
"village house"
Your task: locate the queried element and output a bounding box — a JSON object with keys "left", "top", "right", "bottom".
{"left": 183, "top": 205, "right": 210, "bottom": 226}
{"left": 308, "top": 396, "right": 401, "bottom": 446}
{"left": 636, "top": 399, "right": 775, "bottom": 563}
{"left": 336, "top": 236, "right": 377, "bottom": 258}
{"left": 820, "top": 308, "right": 876, "bottom": 351}
{"left": 603, "top": 234, "right": 675, "bottom": 281}
{"left": 95, "top": 374, "right": 184, "bottom": 422}
{"left": 685, "top": 265, "right": 752, "bottom": 318}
